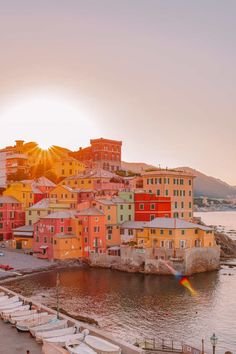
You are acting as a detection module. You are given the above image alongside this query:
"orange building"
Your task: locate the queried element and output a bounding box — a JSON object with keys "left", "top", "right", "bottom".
{"left": 142, "top": 169, "right": 195, "bottom": 221}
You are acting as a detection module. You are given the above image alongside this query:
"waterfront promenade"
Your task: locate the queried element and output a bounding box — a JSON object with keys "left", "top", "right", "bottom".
{"left": 0, "top": 319, "right": 41, "bottom": 354}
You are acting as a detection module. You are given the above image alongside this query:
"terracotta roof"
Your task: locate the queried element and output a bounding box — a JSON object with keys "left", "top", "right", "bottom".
{"left": 28, "top": 198, "right": 50, "bottom": 210}
{"left": 42, "top": 211, "right": 77, "bottom": 219}
{"left": 13, "top": 225, "right": 34, "bottom": 232}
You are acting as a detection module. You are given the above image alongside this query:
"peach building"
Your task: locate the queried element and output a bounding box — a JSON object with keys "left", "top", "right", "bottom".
{"left": 142, "top": 169, "right": 195, "bottom": 221}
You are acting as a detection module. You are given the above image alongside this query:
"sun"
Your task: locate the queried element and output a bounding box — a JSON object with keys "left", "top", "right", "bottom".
{"left": 39, "top": 143, "right": 51, "bottom": 151}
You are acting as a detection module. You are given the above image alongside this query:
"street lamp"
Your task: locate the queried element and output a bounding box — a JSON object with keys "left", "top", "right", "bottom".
{"left": 210, "top": 333, "right": 218, "bottom": 354}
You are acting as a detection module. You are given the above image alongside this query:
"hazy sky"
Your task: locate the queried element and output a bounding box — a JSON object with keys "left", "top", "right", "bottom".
{"left": 0, "top": 0, "right": 235, "bottom": 184}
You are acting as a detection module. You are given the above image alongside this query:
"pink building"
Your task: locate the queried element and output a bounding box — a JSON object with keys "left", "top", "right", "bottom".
{"left": 33, "top": 211, "right": 76, "bottom": 260}
{"left": 0, "top": 196, "right": 25, "bottom": 241}
{"left": 76, "top": 207, "right": 106, "bottom": 257}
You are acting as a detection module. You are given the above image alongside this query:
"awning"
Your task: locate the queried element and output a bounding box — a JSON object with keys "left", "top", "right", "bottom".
{"left": 108, "top": 246, "right": 120, "bottom": 251}
{"left": 40, "top": 245, "right": 48, "bottom": 249}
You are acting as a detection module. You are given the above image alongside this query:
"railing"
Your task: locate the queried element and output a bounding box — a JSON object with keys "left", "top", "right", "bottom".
{"left": 135, "top": 338, "right": 201, "bottom": 354}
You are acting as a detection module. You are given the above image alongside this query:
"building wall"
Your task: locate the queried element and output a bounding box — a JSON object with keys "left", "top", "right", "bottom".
{"left": 3, "top": 182, "right": 34, "bottom": 209}
{"left": 49, "top": 185, "right": 78, "bottom": 208}
{"left": 51, "top": 159, "right": 85, "bottom": 178}
{"left": 90, "top": 138, "right": 122, "bottom": 172}
{"left": 142, "top": 170, "right": 194, "bottom": 221}
{"left": 53, "top": 237, "right": 82, "bottom": 260}
{"left": 134, "top": 193, "right": 171, "bottom": 221}
{"left": 0, "top": 202, "right": 25, "bottom": 240}
{"left": 12, "top": 237, "right": 33, "bottom": 250}
{"left": 116, "top": 202, "right": 134, "bottom": 224}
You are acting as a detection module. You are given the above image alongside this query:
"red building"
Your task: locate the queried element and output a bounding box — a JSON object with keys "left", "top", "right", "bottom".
{"left": 0, "top": 196, "right": 25, "bottom": 241}
{"left": 72, "top": 138, "right": 122, "bottom": 172}
{"left": 134, "top": 192, "right": 171, "bottom": 221}
{"left": 76, "top": 207, "right": 106, "bottom": 257}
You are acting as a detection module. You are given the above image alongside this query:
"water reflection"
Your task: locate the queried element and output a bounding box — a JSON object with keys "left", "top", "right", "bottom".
{"left": 6, "top": 267, "right": 235, "bottom": 353}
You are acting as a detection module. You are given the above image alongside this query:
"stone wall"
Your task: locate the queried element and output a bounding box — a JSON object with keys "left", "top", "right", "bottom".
{"left": 89, "top": 246, "right": 220, "bottom": 275}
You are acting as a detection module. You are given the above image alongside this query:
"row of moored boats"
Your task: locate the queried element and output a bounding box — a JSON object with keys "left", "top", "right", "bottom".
{"left": 0, "top": 291, "right": 122, "bottom": 354}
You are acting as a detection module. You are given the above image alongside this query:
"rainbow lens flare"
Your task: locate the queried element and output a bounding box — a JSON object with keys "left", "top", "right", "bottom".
{"left": 179, "top": 276, "right": 197, "bottom": 296}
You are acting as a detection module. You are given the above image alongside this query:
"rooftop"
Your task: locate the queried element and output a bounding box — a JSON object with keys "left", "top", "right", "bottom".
{"left": 0, "top": 196, "right": 21, "bottom": 204}
{"left": 42, "top": 210, "right": 77, "bottom": 219}
{"left": 120, "top": 221, "right": 146, "bottom": 229}
{"left": 77, "top": 207, "right": 104, "bottom": 216}
{"left": 145, "top": 218, "right": 212, "bottom": 231}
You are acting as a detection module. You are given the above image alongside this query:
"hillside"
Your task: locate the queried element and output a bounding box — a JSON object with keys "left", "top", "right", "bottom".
{"left": 121, "top": 161, "right": 236, "bottom": 199}
{"left": 178, "top": 167, "right": 236, "bottom": 199}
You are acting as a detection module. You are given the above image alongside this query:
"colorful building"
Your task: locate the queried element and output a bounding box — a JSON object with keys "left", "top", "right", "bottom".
{"left": 49, "top": 185, "right": 78, "bottom": 209}
{"left": 51, "top": 157, "right": 85, "bottom": 179}
{"left": 61, "top": 168, "right": 125, "bottom": 194}
{"left": 112, "top": 195, "right": 134, "bottom": 224}
{"left": 0, "top": 196, "right": 25, "bottom": 241}
{"left": 120, "top": 221, "right": 146, "bottom": 244}
{"left": 72, "top": 138, "right": 122, "bottom": 172}
{"left": 33, "top": 211, "right": 81, "bottom": 260}
{"left": 135, "top": 218, "right": 215, "bottom": 251}
{"left": 142, "top": 169, "right": 194, "bottom": 221}
{"left": 76, "top": 207, "right": 106, "bottom": 257}
{"left": 12, "top": 225, "right": 34, "bottom": 250}
{"left": 92, "top": 198, "right": 120, "bottom": 247}
{"left": 26, "top": 198, "right": 71, "bottom": 226}
{"left": 134, "top": 192, "right": 171, "bottom": 221}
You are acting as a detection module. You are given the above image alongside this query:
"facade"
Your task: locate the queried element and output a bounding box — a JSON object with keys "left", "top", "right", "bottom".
{"left": 33, "top": 211, "right": 79, "bottom": 260}
{"left": 26, "top": 198, "right": 71, "bottom": 226}
{"left": 142, "top": 169, "right": 194, "bottom": 221}
{"left": 49, "top": 185, "right": 78, "bottom": 209}
{"left": 51, "top": 157, "right": 85, "bottom": 179}
{"left": 136, "top": 218, "right": 215, "bottom": 251}
{"left": 61, "top": 168, "right": 125, "bottom": 194}
{"left": 12, "top": 225, "right": 34, "bottom": 250}
{"left": 0, "top": 196, "right": 25, "bottom": 241}
{"left": 134, "top": 192, "right": 171, "bottom": 221}
{"left": 112, "top": 195, "right": 134, "bottom": 224}
{"left": 120, "top": 221, "right": 146, "bottom": 244}
{"left": 92, "top": 199, "right": 120, "bottom": 247}
{"left": 76, "top": 207, "right": 106, "bottom": 257}
{"left": 72, "top": 138, "right": 122, "bottom": 172}
{"left": 4, "top": 181, "right": 42, "bottom": 209}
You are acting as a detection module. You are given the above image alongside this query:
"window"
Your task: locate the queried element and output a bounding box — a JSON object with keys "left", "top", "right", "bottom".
{"left": 195, "top": 229, "right": 198, "bottom": 234}
{"left": 165, "top": 190, "right": 169, "bottom": 196}
{"left": 107, "top": 215, "right": 111, "bottom": 221}
{"left": 189, "top": 202, "right": 192, "bottom": 208}
{"left": 175, "top": 202, "right": 178, "bottom": 209}
{"left": 120, "top": 205, "right": 123, "bottom": 210}
{"left": 60, "top": 227, "right": 64, "bottom": 233}
{"left": 29, "top": 220, "right": 32, "bottom": 226}
{"left": 160, "top": 229, "right": 164, "bottom": 235}
{"left": 139, "top": 203, "right": 144, "bottom": 210}
{"left": 128, "top": 229, "right": 133, "bottom": 235}
{"left": 181, "top": 230, "right": 185, "bottom": 235}
{"left": 150, "top": 229, "right": 156, "bottom": 234}
{"left": 181, "top": 202, "right": 184, "bottom": 209}
{"left": 150, "top": 203, "right": 155, "bottom": 210}
{"left": 51, "top": 238, "right": 53, "bottom": 244}
{"left": 180, "top": 240, "right": 186, "bottom": 249}
{"left": 168, "top": 230, "right": 172, "bottom": 235}
{"left": 128, "top": 214, "right": 132, "bottom": 221}
{"left": 189, "top": 212, "right": 192, "bottom": 218}
{"left": 44, "top": 237, "right": 47, "bottom": 243}
{"left": 29, "top": 211, "right": 32, "bottom": 216}
{"left": 156, "top": 190, "right": 160, "bottom": 196}
{"left": 128, "top": 205, "right": 132, "bottom": 210}
{"left": 189, "top": 191, "right": 192, "bottom": 197}
{"left": 54, "top": 240, "right": 57, "bottom": 245}
{"left": 51, "top": 226, "right": 54, "bottom": 233}
{"left": 0, "top": 223, "right": 3, "bottom": 229}
{"left": 37, "top": 211, "right": 40, "bottom": 216}
{"left": 150, "top": 214, "right": 155, "bottom": 220}
{"left": 189, "top": 179, "right": 192, "bottom": 186}
{"left": 160, "top": 241, "right": 164, "bottom": 247}
{"left": 120, "top": 215, "right": 123, "bottom": 222}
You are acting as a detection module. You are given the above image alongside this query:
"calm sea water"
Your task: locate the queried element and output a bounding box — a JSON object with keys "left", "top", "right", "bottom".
{"left": 7, "top": 266, "right": 236, "bottom": 354}
{"left": 195, "top": 211, "right": 236, "bottom": 240}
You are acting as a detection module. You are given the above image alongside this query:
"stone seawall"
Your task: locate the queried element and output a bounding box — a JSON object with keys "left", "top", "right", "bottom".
{"left": 89, "top": 246, "right": 220, "bottom": 275}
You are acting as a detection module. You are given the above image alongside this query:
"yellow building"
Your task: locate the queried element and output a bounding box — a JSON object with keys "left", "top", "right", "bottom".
{"left": 53, "top": 234, "right": 82, "bottom": 260}
{"left": 49, "top": 185, "right": 78, "bottom": 209}
{"left": 51, "top": 158, "right": 85, "bottom": 179}
{"left": 3, "top": 181, "right": 36, "bottom": 209}
{"left": 142, "top": 169, "right": 195, "bottom": 221}
{"left": 136, "top": 218, "right": 215, "bottom": 250}
{"left": 26, "top": 198, "right": 71, "bottom": 226}
{"left": 12, "top": 225, "right": 34, "bottom": 250}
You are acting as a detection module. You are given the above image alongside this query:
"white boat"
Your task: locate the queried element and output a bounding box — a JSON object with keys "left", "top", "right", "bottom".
{"left": 85, "top": 336, "right": 121, "bottom": 354}
{"left": 37, "top": 326, "right": 76, "bottom": 342}
{"left": 10, "top": 310, "right": 39, "bottom": 324}
{"left": 30, "top": 318, "right": 68, "bottom": 337}
{"left": 0, "top": 301, "right": 23, "bottom": 311}
{"left": 66, "top": 340, "right": 97, "bottom": 354}
{"left": 44, "top": 333, "right": 86, "bottom": 346}
{"left": 42, "top": 342, "right": 69, "bottom": 354}
{"left": 16, "top": 314, "right": 56, "bottom": 332}
{"left": 0, "top": 295, "right": 19, "bottom": 305}
{"left": 1, "top": 305, "right": 30, "bottom": 321}
{"left": 0, "top": 295, "right": 9, "bottom": 302}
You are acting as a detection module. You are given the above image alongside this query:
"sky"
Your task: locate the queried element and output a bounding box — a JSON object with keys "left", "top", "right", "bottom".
{"left": 0, "top": 0, "right": 235, "bottom": 184}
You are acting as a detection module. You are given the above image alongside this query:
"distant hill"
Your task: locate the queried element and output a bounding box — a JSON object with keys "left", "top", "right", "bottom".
{"left": 178, "top": 167, "right": 236, "bottom": 199}
{"left": 121, "top": 161, "right": 156, "bottom": 173}
{"left": 121, "top": 161, "right": 236, "bottom": 199}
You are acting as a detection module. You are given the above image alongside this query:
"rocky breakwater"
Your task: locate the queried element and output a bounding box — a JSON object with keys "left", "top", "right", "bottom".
{"left": 215, "top": 231, "right": 236, "bottom": 258}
